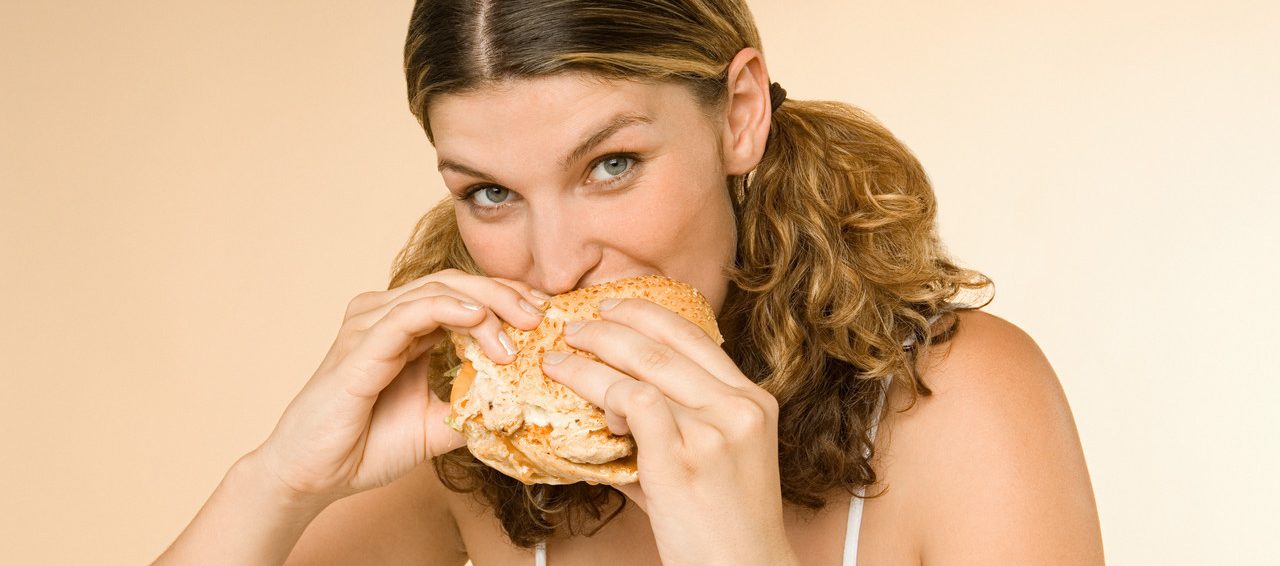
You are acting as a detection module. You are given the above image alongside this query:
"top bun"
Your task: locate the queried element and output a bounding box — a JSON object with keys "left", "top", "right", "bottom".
{"left": 444, "top": 274, "right": 723, "bottom": 485}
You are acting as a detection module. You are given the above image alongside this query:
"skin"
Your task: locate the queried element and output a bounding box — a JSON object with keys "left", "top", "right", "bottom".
{"left": 152, "top": 47, "right": 1104, "bottom": 566}
{"left": 431, "top": 74, "right": 749, "bottom": 310}
{"left": 429, "top": 47, "right": 785, "bottom": 565}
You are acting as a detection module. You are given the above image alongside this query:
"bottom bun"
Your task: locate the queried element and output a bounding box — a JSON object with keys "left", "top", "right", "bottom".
{"left": 448, "top": 360, "right": 639, "bottom": 485}
{"left": 460, "top": 414, "right": 638, "bottom": 485}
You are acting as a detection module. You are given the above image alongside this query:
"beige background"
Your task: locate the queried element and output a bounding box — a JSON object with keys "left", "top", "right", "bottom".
{"left": 2, "top": 1, "right": 1277, "bottom": 564}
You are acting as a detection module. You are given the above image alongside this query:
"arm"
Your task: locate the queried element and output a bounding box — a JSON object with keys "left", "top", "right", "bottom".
{"left": 153, "top": 449, "right": 469, "bottom": 566}
{"left": 152, "top": 270, "right": 548, "bottom": 565}
{"left": 895, "top": 311, "right": 1105, "bottom": 565}
{"left": 151, "top": 449, "right": 334, "bottom": 565}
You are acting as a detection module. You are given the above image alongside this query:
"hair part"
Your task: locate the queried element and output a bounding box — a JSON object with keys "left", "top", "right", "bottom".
{"left": 396, "top": 0, "right": 992, "bottom": 548}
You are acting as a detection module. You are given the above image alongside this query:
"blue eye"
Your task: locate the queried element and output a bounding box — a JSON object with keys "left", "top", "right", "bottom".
{"left": 473, "top": 186, "right": 511, "bottom": 205}
{"left": 455, "top": 152, "right": 644, "bottom": 217}
{"left": 589, "top": 155, "right": 633, "bottom": 182}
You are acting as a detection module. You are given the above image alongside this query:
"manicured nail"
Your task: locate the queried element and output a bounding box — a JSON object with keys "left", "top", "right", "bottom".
{"left": 565, "top": 320, "right": 586, "bottom": 335}
{"left": 543, "top": 351, "right": 569, "bottom": 365}
{"left": 498, "top": 331, "right": 517, "bottom": 356}
{"left": 460, "top": 302, "right": 483, "bottom": 310}
{"left": 599, "top": 298, "right": 620, "bottom": 311}
{"left": 519, "top": 299, "right": 543, "bottom": 316}
{"left": 530, "top": 289, "right": 552, "bottom": 303}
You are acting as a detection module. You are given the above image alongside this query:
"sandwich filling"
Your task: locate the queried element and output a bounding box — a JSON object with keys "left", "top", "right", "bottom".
{"left": 449, "top": 339, "right": 636, "bottom": 468}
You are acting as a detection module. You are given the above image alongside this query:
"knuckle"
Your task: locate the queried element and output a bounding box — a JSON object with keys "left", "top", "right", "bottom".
{"left": 757, "top": 391, "right": 780, "bottom": 417}
{"left": 491, "top": 276, "right": 524, "bottom": 291}
{"left": 756, "top": 402, "right": 778, "bottom": 425}
{"left": 387, "top": 297, "right": 427, "bottom": 320}
{"left": 630, "top": 383, "right": 665, "bottom": 409}
{"left": 506, "top": 284, "right": 528, "bottom": 300}
{"left": 494, "top": 286, "right": 524, "bottom": 305}
{"left": 417, "top": 281, "right": 449, "bottom": 296}
{"left": 471, "top": 307, "right": 499, "bottom": 327}
{"left": 638, "top": 344, "right": 675, "bottom": 372}
{"left": 603, "top": 380, "right": 628, "bottom": 409}
{"left": 676, "top": 322, "right": 709, "bottom": 344}
{"left": 724, "top": 396, "right": 768, "bottom": 432}
{"left": 337, "top": 317, "right": 367, "bottom": 340}
{"left": 387, "top": 299, "right": 414, "bottom": 315}
{"left": 688, "top": 423, "right": 729, "bottom": 453}
{"left": 345, "top": 291, "right": 380, "bottom": 316}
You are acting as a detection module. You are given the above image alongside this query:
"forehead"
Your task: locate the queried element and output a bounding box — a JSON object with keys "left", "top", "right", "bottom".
{"left": 428, "top": 74, "right": 700, "bottom": 161}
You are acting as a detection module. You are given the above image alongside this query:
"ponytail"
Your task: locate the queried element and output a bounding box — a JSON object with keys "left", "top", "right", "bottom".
{"left": 720, "top": 98, "right": 993, "bottom": 506}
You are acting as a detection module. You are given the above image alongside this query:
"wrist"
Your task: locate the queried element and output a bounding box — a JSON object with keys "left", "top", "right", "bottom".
{"left": 152, "top": 450, "right": 341, "bottom": 564}
{"left": 234, "top": 449, "right": 340, "bottom": 518}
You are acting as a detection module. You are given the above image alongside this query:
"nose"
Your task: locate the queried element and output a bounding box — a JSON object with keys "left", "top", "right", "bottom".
{"left": 524, "top": 207, "right": 602, "bottom": 296}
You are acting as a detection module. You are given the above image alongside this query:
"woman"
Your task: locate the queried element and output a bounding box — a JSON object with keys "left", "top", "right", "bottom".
{"left": 154, "top": 0, "right": 1103, "bottom": 564}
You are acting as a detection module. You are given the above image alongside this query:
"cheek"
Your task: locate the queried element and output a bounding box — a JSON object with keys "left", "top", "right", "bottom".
{"left": 653, "top": 158, "right": 732, "bottom": 234}
{"left": 458, "top": 215, "right": 525, "bottom": 277}
{"left": 610, "top": 168, "right": 734, "bottom": 257}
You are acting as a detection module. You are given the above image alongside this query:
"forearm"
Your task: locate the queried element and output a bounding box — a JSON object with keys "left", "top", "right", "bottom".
{"left": 151, "top": 450, "right": 334, "bottom": 566}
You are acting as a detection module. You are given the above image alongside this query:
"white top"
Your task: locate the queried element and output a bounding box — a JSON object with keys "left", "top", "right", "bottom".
{"left": 841, "top": 373, "right": 892, "bottom": 565}
{"left": 535, "top": 314, "right": 941, "bottom": 565}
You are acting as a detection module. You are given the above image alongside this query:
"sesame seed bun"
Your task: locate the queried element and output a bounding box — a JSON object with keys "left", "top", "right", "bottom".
{"left": 444, "top": 274, "right": 722, "bottom": 485}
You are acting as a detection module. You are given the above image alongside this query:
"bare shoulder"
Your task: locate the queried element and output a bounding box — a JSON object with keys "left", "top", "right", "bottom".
{"left": 880, "top": 310, "right": 1105, "bottom": 565}
{"left": 285, "top": 461, "right": 468, "bottom": 565}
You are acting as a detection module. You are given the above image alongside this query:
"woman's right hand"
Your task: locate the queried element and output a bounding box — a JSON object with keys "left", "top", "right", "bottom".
{"left": 251, "top": 269, "right": 548, "bottom": 507}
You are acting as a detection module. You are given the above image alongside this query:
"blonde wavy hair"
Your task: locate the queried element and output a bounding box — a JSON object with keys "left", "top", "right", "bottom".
{"left": 394, "top": 0, "right": 993, "bottom": 548}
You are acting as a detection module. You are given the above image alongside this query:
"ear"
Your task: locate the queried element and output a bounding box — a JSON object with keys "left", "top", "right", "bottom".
{"left": 719, "top": 47, "right": 773, "bottom": 177}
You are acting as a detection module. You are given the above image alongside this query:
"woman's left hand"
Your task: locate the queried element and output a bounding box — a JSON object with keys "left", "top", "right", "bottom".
{"left": 540, "top": 298, "right": 800, "bottom": 566}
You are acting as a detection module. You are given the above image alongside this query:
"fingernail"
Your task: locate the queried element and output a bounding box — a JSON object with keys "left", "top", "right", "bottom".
{"left": 599, "top": 298, "right": 620, "bottom": 311}
{"left": 498, "top": 331, "right": 517, "bottom": 356}
{"left": 519, "top": 299, "right": 543, "bottom": 316}
{"left": 565, "top": 320, "right": 585, "bottom": 335}
{"left": 530, "top": 289, "right": 552, "bottom": 302}
{"left": 461, "top": 302, "right": 483, "bottom": 310}
{"left": 543, "top": 351, "right": 569, "bottom": 365}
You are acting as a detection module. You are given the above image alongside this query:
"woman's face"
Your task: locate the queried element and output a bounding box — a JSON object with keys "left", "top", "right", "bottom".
{"left": 428, "top": 74, "right": 741, "bottom": 313}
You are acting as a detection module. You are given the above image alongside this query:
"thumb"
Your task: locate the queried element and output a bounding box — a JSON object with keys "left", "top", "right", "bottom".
{"left": 614, "top": 481, "right": 647, "bottom": 514}
{"left": 425, "top": 389, "right": 467, "bottom": 459}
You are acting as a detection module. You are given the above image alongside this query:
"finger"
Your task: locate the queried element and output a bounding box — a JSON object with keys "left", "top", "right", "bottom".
{"left": 452, "top": 306, "right": 521, "bottom": 364}
{"left": 356, "top": 270, "right": 546, "bottom": 332}
{"left": 342, "top": 295, "right": 487, "bottom": 399}
{"left": 347, "top": 270, "right": 459, "bottom": 316}
{"left": 540, "top": 353, "right": 683, "bottom": 456}
{"left": 597, "top": 298, "right": 754, "bottom": 389}
{"left": 430, "top": 271, "right": 547, "bottom": 330}
{"left": 350, "top": 282, "right": 522, "bottom": 365}
{"left": 613, "top": 481, "right": 647, "bottom": 513}
{"left": 376, "top": 268, "right": 484, "bottom": 306}
{"left": 540, "top": 352, "right": 635, "bottom": 431}
{"left": 424, "top": 387, "right": 467, "bottom": 458}
{"left": 560, "top": 318, "right": 736, "bottom": 410}
{"left": 601, "top": 378, "right": 684, "bottom": 459}
{"left": 347, "top": 281, "right": 478, "bottom": 330}
{"left": 487, "top": 276, "right": 552, "bottom": 310}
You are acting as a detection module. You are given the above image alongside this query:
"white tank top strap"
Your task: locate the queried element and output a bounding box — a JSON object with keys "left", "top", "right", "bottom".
{"left": 535, "top": 540, "right": 547, "bottom": 565}
{"left": 843, "top": 311, "right": 944, "bottom": 565}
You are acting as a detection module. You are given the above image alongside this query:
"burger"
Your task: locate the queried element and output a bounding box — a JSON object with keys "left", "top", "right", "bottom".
{"left": 442, "top": 274, "right": 723, "bottom": 485}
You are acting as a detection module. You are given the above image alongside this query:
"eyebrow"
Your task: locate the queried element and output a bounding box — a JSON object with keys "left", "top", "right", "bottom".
{"left": 436, "top": 112, "right": 654, "bottom": 181}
